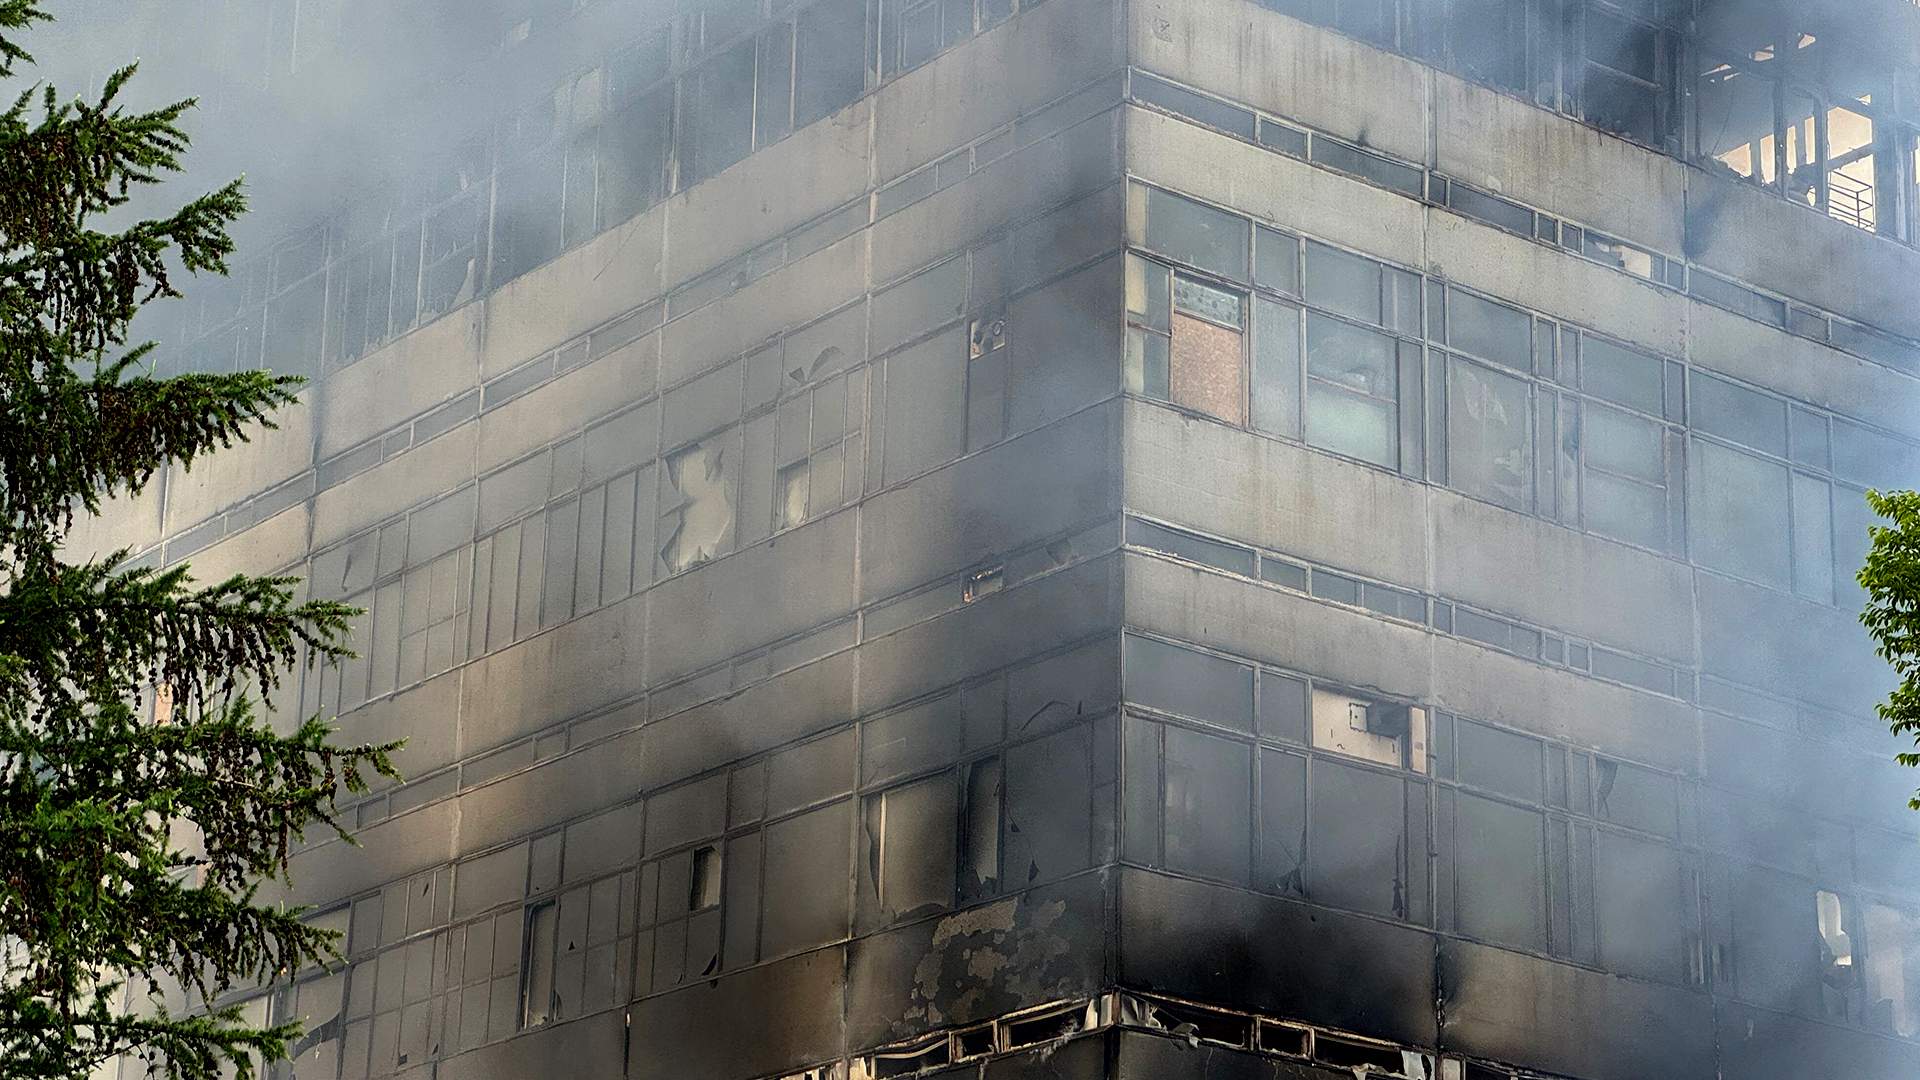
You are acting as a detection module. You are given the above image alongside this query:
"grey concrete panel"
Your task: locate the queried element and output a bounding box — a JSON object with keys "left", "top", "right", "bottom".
{"left": 1431, "top": 490, "right": 1695, "bottom": 663}
{"left": 660, "top": 232, "right": 868, "bottom": 390}
{"left": 626, "top": 943, "right": 847, "bottom": 1080}
{"left": 863, "top": 400, "right": 1118, "bottom": 602}
{"left": 637, "top": 651, "right": 856, "bottom": 794}
{"left": 1426, "top": 208, "right": 1686, "bottom": 360}
{"left": 166, "top": 399, "right": 314, "bottom": 532}
{"left": 321, "top": 306, "right": 484, "bottom": 458}
{"left": 61, "top": 480, "right": 166, "bottom": 565}
{"left": 1123, "top": 551, "right": 1433, "bottom": 703}
{"left": 184, "top": 503, "right": 309, "bottom": 584}
{"left": 1125, "top": 109, "right": 1426, "bottom": 276}
{"left": 1116, "top": 867, "right": 1438, "bottom": 1048}
{"left": 313, "top": 425, "right": 478, "bottom": 551}
{"left": 458, "top": 594, "right": 647, "bottom": 755}
{"left": 1687, "top": 171, "right": 1920, "bottom": 343}
{"left": 644, "top": 507, "right": 856, "bottom": 683}
{"left": 872, "top": 107, "right": 1122, "bottom": 286}
{"left": 880, "top": 325, "right": 969, "bottom": 488}
{"left": 1714, "top": 998, "right": 1920, "bottom": 1080}
{"left": 275, "top": 799, "right": 458, "bottom": 912}
{"left": 1430, "top": 635, "right": 1698, "bottom": 776}
{"left": 1129, "top": 0, "right": 1430, "bottom": 166}
{"left": 1703, "top": 711, "right": 1916, "bottom": 831}
{"left": 562, "top": 803, "right": 642, "bottom": 885}
{"left": 1437, "top": 937, "right": 1716, "bottom": 1080}
{"left": 845, "top": 872, "right": 1108, "bottom": 1048}
{"left": 436, "top": 1008, "right": 624, "bottom": 1080}
{"left": 451, "top": 843, "right": 527, "bottom": 921}
{"left": 454, "top": 729, "right": 647, "bottom": 858}
{"left": 1696, "top": 571, "right": 1891, "bottom": 718}
{"left": 477, "top": 334, "right": 660, "bottom": 477}
{"left": 1687, "top": 301, "right": 1920, "bottom": 443}
{"left": 1124, "top": 401, "right": 1428, "bottom": 590}
{"left": 662, "top": 98, "right": 872, "bottom": 291}
{"left": 872, "top": 0, "right": 1122, "bottom": 183}
{"left": 1432, "top": 73, "right": 1687, "bottom": 256}
{"left": 335, "top": 673, "right": 462, "bottom": 779}
{"left": 765, "top": 727, "right": 856, "bottom": 820}
{"left": 856, "top": 553, "right": 1124, "bottom": 717}
{"left": 479, "top": 209, "right": 665, "bottom": 381}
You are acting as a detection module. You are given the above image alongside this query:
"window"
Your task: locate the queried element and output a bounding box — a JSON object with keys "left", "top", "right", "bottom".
{"left": 861, "top": 775, "right": 958, "bottom": 927}
{"left": 1129, "top": 257, "right": 1250, "bottom": 424}
{"left": 1576, "top": 3, "right": 1672, "bottom": 148}
{"left": 1452, "top": 791, "right": 1547, "bottom": 951}
{"left": 882, "top": 0, "right": 1010, "bottom": 75}
{"left": 1864, "top": 903, "right": 1920, "bottom": 1037}
{"left": 520, "top": 901, "right": 557, "bottom": 1028}
{"left": 1306, "top": 313, "right": 1402, "bottom": 468}
{"left": 768, "top": 368, "right": 865, "bottom": 531}
{"left": 1826, "top": 103, "right": 1884, "bottom": 233}
{"left": 1446, "top": 356, "right": 1533, "bottom": 511}
{"left": 1689, "top": 438, "right": 1791, "bottom": 588}
{"left": 1696, "top": 52, "right": 1780, "bottom": 187}
{"left": 690, "top": 846, "right": 723, "bottom": 910}
{"left": 660, "top": 441, "right": 736, "bottom": 573}
{"left": 1124, "top": 633, "right": 1256, "bottom": 733}
{"left": 1141, "top": 187, "right": 1249, "bottom": 281}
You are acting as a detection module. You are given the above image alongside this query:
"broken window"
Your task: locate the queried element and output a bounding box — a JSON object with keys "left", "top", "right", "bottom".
{"left": 1125, "top": 254, "right": 1172, "bottom": 399}
{"left": 1730, "top": 869, "right": 1825, "bottom": 1013}
{"left": 1818, "top": 889, "right": 1858, "bottom": 1017}
{"left": 682, "top": 38, "right": 755, "bottom": 186}
{"left": 690, "top": 846, "right": 723, "bottom": 910}
{"left": 1309, "top": 685, "right": 1428, "bottom": 774}
{"left": 1696, "top": 51, "right": 1780, "bottom": 187}
{"left": 794, "top": 0, "right": 866, "bottom": 127}
{"left": 1445, "top": 355, "right": 1533, "bottom": 512}
{"left": 598, "top": 84, "right": 672, "bottom": 228}
{"left": 860, "top": 774, "right": 957, "bottom": 929}
{"left": 1576, "top": 3, "right": 1672, "bottom": 148}
{"left": 769, "top": 367, "right": 863, "bottom": 531}
{"left": 1003, "top": 723, "right": 1094, "bottom": 888}
{"left": 420, "top": 186, "right": 484, "bottom": 319}
{"left": 660, "top": 440, "right": 736, "bottom": 573}
{"left": 1825, "top": 102, "right": 1887, "bottom": 233}
{"left": 636, "top": 844, "right": 726, "bottom": 991}
{"left": 520, "top": 901, "right": 557, "bottom": 1028}
{"left": 1864, "top": 902, "right": 1920, "bottom": 1037}
{"left": 960, "top": 756, "right": 1003, "bottom": 901}
{"left": 966, "top": 314, "right": 1010, "bottom": 450}
{"left": 1305, "top": 313, "right": 1400, "bottom": 468}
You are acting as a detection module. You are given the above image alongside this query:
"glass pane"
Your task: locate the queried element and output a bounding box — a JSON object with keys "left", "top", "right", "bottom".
{"left": 1306, "top": 241, "right": 1382, "bottom": 325}
{"left": 1690, "top": 372, "right": 1786, "bottom": 456}
{"left": 1163, "top": 727, "right": 1252, "bottom": 884}
{"left": 1308, "top": 384, "right": 1398, "bottom": 468}
{"left": 1124, "top": 633, "right": 1255, "bottom": 731}
{"left": 1255, "top": 226, "right": 1300, "bottom": 296}
{"left": 1447, "top": 357, "right": 1533, "bottom": 511}
{"left": 1144, "top": 186, "right": 1249, "bottom": 280}
{"left": 1584, "top": 401, "right": 1664, "bottom": 483}
{"left": 1252, "top": 297, "right": 1302, "bottom": 438}
{"left": 1126, "top": 254, "right": 1171, "bottom": 331}
{"left": 1580, "top": 335, "right": 1664, "bottom": 415}
{"left": 1689, "top": 439, "right": 1791, "bottom": 589}
{"left": 1792, "top": 473, "right": 1835, "bottom": 604}
{"left": 1307, "top": 313, "right": 1395, "bottom": 397}
{"left": 1449, "top": 289, "right": 1532, "bottom": 371}
{"left": 1596, "top": 830, "right": 1690, "bottom": 984}
{"left": 1454, "top": 792, "right": 1547, "bottom": 951}
{"left": 1308, "top": 758, "right": 1406, "bottom": 918}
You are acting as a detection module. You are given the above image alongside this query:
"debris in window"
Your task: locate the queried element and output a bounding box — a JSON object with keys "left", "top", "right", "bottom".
{"left": 963, "top": 565, "right": 1003, "bottom": 603}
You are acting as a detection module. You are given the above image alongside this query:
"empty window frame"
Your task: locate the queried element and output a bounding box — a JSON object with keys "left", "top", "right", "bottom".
{"left": 1696, "top": 50, "right": 1782, "bottom": 188}
{"left": 1573, "top": 2, "right": 1676, "bottom": 149}
{"left": 519, "top": 900, "right": 558, "bottom": 1028}
{"left": 859, "top": 759, "right": 1003, "bottom": 928}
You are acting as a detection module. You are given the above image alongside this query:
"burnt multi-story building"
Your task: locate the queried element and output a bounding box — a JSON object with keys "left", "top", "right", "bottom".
{"left": 64, "top": 0, "right": 1920, "bottom": 1077}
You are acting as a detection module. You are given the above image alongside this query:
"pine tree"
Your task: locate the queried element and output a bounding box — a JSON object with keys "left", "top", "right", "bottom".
{"left": 0, "top": 4, "right": 400, "bottom": 1078}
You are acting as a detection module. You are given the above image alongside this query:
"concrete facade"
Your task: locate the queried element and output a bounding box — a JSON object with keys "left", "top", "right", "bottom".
{"left": 81, "top": 0, "right": 1920, "bottom": 1077}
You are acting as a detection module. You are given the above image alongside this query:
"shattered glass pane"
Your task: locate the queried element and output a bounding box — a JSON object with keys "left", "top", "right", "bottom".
{"left": 661, "top": 442, "right": 736, "bottom": 573}
{"left": 1447, "top": 357, "right": 1533, "bottom": 511}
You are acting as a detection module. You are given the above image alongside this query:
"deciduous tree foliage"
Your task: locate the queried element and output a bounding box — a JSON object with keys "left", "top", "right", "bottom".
{"left": 0, "top": 3, "right": 399, "bottom": 1077}
{"left": 1861, "top": 489, "right": 1920, "bottom": 810}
